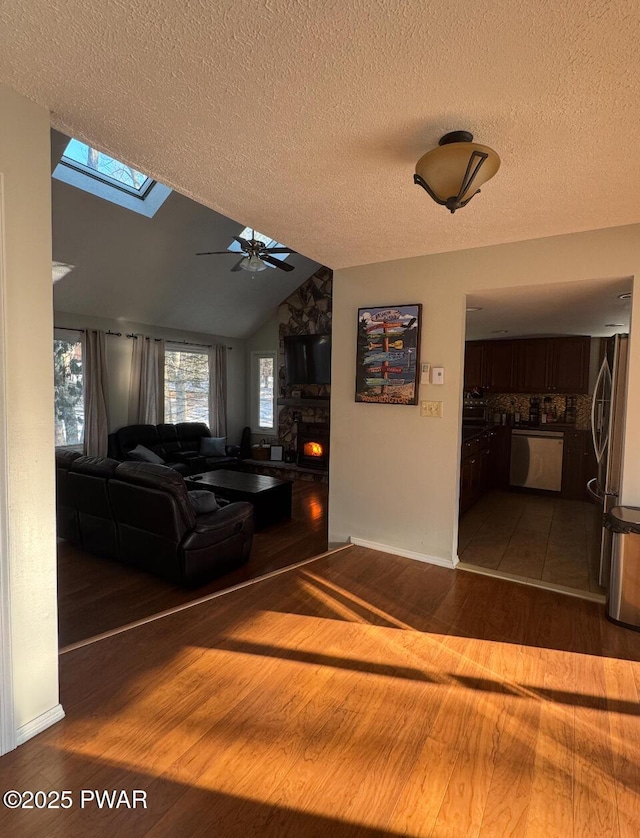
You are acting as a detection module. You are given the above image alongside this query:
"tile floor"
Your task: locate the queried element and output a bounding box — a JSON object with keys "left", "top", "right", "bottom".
{"left": 458, "top": 490, "right": 605, "bottom": 596}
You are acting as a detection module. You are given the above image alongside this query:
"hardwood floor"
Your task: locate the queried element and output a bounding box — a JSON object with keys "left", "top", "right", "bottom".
{"left": 458, "top": 489, "right": 605, "bottom": 596}
{"left": 3, "top": 545, "right": 640, "bottom": 836}
{"left": 57, "top": 479, "right": 328, "bottom": 648}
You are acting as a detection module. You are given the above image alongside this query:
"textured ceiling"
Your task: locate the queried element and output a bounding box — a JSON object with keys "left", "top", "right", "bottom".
{"left": 465, "top": 277, "right": 633, "bottom": 341}
{"left": 1, "top": 1, "right": 640, "bottom": 269}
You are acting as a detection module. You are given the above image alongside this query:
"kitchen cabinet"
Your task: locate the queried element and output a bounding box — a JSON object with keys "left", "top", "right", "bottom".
{"left": 464, "top": 340, "right": 514, "bottom": 391}
{"left": 513, "top": 339, "right": 549, "bottom": 392}
{"left": 460, "top": 428, "right": 508, "bottom": 512}
{"left": 463, "top": 342, "right": 486, "bottom": 390}
{"left": 464, "top": 336, "right": 591, "bottom": 394}
{"left": 561, "top": 429, "right": 597, "bottom": 499}
{"left": 548, "top": 337, "right": 590, "bottom": 393}
{"left": 489, "top": 426, "right": 511, "bottom": 488}
{"left": 460, "top": 433, "right": 488, "bottom": 513}
{"left": 484, "top": 341, "right": 515, "bottom": 391}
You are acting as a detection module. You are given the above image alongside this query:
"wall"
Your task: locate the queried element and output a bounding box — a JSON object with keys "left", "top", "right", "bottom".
{"left": 329, "top": 224, "right": 640, "bottom": 564}
{"left": 0, "top": 85, "right": 62, "bottom": 743}
{"left": 54, "top": 312, "right": 246, "bottom": 443}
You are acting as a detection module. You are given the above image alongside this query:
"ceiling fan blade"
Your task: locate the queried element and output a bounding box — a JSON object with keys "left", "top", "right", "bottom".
{"left": 261, "top": 247, "right": 297, "bottom": 254}
{"left": 262, "top": 255, "right": 295, "bottom": 272}
{"left": 230, "top": 257, "right": 246, "bottom": 272}
{"left": 196, "top": 250, "right": 239, "bottom": 256}
{"left": 234, "top": 236, "right": 250, "bottom": 251}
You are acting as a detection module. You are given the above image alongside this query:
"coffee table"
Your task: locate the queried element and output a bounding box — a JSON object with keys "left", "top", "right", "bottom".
{"left": 185, "top": 469, "right": 292, "bottom": 530}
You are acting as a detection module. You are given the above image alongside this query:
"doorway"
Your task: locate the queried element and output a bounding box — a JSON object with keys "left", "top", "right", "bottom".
{"left": 457, "top": 276, "right": 633, "bottom": 600}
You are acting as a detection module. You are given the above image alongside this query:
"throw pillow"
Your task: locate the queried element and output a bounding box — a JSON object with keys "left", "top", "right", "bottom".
{"left": 128, "top": 444, "right": 165, "bottom": 465}
{"left": 188, "top": 490, "right": 220, "bottom": 514}
{"left": 200, "top": 436, "right": 226, "bottom": 457}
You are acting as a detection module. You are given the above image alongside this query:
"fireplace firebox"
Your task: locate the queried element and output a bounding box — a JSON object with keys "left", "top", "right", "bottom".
{"left": 297, "top": 422, "right": 329, "bottom": 469}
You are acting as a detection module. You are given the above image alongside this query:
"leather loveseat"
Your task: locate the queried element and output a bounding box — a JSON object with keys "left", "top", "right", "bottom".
{"left": 108, "top": 422, "right": 239, "bottom": 475}
{"left": 56, "top": 452, "right": 254, "bottom": 586}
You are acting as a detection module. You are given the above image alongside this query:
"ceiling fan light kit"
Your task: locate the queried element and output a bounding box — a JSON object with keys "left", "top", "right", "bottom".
{"left": 414, "top": 130, "right": 500, "bottom": 213}
{"left": 196, "top": 230, "right": 297, "bottom": 273}
{"left": 242, "top": 253, "right": 268, "bottom": 272}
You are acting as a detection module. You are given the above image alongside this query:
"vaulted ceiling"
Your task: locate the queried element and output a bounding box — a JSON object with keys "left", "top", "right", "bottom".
{"left": 50, "top": 130, "right": 320, "bottom": 338}
{"left": 2, "top": 1, "right": 640, "bottom": 273}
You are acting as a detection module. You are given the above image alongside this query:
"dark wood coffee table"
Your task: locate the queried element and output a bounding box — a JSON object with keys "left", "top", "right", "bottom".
{"left": 185, "top": 469, "right": 292, "bottom": 530}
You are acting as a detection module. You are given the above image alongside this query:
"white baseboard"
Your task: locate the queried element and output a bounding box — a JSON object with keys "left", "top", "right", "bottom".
{"left": 349, "top": 537, "right": 458, "bottom": 569}
{"left": 17, "top": 703, "right": 65, "bottom": 746}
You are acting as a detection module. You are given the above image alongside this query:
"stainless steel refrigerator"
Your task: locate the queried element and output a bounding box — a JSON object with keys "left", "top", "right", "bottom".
{"left": 587, "top": 334, "right": 629, "bottom": 588}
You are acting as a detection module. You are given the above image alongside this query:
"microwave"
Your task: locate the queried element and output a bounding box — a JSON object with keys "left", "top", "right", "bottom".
{"left": 462, "top": 399, "right": 489, "bottom": 424}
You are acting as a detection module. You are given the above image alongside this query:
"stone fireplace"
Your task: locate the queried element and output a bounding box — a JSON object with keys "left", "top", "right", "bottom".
{"left": 297, "top": 422, "right": 329, "bottom": 469}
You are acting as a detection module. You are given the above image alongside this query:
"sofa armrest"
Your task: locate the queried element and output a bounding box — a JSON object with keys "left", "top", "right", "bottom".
{"left": 194, "top": 501, "right": 253, "bottom": 534}
{"left": 182, "top": 502, "right": 254, "bottom": 552}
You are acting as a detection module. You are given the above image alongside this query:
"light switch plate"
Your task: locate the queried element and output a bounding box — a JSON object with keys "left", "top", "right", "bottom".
{"left": 420, "top": 400, "right": 443, "bottom": 418}
{"left": 420, "top": 362, "right": 431, "bottom": 384}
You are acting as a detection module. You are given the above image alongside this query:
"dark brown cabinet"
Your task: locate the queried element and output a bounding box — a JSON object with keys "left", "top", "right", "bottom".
{"left": 561, "top": 429, "right": 597, "bottom": 499}
{"left": 460, "top": 428, "right": 509, "bottom": 513}
{"left": 464, "top": 336, "right": 591, "bottom": 394}
{"left": 513, "top": 339, "right": 549, "bottom": 392}
{"left": 484, "top": 341, "right": 515, "bottom": 391}
{"left": 463, "top": 341, "right": 486, "bottom": 390}
{"left": 464, "top": 340, "right": 514, "bottom": 391}
{"left": 548, "top": 337, "right": 590, "bottom": 393}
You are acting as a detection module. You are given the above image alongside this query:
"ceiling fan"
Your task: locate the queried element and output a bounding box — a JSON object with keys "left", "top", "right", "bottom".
{"left": 196, "top": 230, "right": 296, "bottom": 273}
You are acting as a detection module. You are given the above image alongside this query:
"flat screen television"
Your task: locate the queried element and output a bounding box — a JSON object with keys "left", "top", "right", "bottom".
{"left": 284, "top": 334, "right": 331, "bottom": 385}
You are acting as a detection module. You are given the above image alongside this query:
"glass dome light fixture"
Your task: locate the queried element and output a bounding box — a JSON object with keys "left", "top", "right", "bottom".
{"left": 414, "top": 130, "right": 500, "bottom": 213}
{"left": 240, "top": 253, "right": 268, "bottom": 272}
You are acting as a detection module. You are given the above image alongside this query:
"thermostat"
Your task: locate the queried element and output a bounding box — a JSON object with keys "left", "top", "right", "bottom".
{"left": 431, "top": 367, "right": 445, "bottom": 385}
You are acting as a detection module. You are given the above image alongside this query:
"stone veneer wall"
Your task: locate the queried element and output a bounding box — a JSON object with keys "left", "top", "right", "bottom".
{"left": 487, "top": 392, "right": 592, "bottom": 430}
{"left": 278, "top": 266, "right": 332, "bottom": 451}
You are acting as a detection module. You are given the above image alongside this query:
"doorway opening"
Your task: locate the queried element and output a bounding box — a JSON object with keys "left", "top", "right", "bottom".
{"left": 457, "top": 276, "right": 633, "bottom": 600}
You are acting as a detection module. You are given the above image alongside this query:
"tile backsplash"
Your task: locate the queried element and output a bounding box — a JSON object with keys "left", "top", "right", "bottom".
{"left": 487, "top": 393, "right": 592, "bottom": 430}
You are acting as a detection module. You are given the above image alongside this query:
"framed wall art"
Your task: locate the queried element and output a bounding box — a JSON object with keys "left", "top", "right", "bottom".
{"left": 355, "top": 304, "right": 422, "bottom": 405}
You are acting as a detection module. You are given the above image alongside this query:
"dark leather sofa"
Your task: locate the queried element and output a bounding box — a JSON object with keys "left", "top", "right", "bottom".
{"left": 56, "top": 451, "right": 254, "bottom": 586}
{"left": 107, "top": 422, "right": 240, "bottom": 475}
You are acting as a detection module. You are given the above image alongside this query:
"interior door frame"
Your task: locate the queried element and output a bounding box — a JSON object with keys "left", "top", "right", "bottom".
{"left": 0, "top": 174, "right": 16, "bottom": 755}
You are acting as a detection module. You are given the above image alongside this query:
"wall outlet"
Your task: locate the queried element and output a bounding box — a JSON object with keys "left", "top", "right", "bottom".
{"left": 420, "top": 400, "right": 443, "bottom": 418}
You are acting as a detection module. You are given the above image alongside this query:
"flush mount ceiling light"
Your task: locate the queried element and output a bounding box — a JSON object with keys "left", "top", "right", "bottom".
{"left": 414, "top": 131, "right": 500, "bottom": 213}
{"left": 466, "top": 306, "right": 483, "bottom": 312}
{"left": 605, "top": 323, "right": 625, "bottom": 327}
{"left": 618, "top": 293, "right": 632, "bottom": 300}
{"left": 491, "top": 329, "right": 509, "bottom": 334}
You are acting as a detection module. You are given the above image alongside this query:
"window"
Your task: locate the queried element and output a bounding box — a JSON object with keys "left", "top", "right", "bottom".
{"left": 52, "top": 138, "right": 172, "bottom": 217}
{"left": 251, "top": 352, "right": 276, "bottom": 432}
{"left": 228, "top": 227, "right": 290, "bottom": 267}
{"left": 54, "top": 331, "right": 84, "bottom": 448}
{"left": 164, "top": 347, "right": 210, "bottom": 425}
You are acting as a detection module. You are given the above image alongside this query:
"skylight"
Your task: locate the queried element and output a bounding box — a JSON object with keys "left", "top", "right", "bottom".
{"left": 228, "top": 227, "right": 289, "bottom": 265}
{"left": 52, "top": 138, "right": 172, "bottom": 218}
{"left": 61, "top": 139, "right": 154, "bottom": 196}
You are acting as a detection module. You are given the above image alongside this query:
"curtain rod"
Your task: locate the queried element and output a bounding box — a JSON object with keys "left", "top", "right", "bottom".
{"left": 55, "top": 327, "right": 122, "bottom": 336}
{"left": 54, "top": 326, "right": 232, "bottom": 350}
{"left": 126, "top": 334, "right": 233, "bottom": 350}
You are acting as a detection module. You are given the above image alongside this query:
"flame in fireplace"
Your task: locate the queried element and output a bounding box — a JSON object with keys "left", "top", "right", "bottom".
{"left": 304, "top": 441, "right": 324, "bottom": 458}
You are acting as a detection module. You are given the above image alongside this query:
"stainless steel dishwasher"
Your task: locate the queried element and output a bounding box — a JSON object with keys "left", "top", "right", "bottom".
{"left": 510, "top": 430, "right": 564, "bottom": 491}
